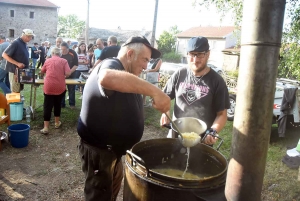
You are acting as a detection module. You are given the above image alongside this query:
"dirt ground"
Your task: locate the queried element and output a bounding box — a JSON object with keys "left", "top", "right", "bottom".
{"left": 0, "top": 124, "right": 167, "bottom": 201}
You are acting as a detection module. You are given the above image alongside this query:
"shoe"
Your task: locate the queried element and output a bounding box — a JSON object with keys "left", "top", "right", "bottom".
{"left": 67, "top": 96, "right": 69, "bottom": 100}
{"left": 55, "top": 121, "right": 62, "bottom": 129}
{"left": 78, "top": 95, "right": 82, "bottom": 100}
{"left": 40, "top": 128, "right": 49, "bottom": 134}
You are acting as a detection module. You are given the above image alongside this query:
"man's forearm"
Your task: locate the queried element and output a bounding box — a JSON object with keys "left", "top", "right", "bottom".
{"left": 99, "top": 69, "right": 161, "bottom": 97}
{"left": 211, "top": 110, "right": 227, "bottom": 133}
{"left": 2, "top": 52, "right": 19, "bottom": 66}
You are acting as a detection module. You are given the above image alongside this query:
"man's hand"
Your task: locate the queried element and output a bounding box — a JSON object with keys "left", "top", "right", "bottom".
{"left": 152, "top": 93, "right": 170, "bottom": 114}
{"left": 160, "top": 112, "right": 170, "bottom": 127}
{"left": 16, "top": 63, "right": 25, "bottom": 68}
{"left": 203, "top": 128, "right": 218, "bottom": 145}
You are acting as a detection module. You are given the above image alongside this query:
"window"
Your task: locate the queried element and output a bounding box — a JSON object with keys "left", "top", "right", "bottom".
{"left": 9, "top": 29, "right": 14, "bottom": 38}
{"left": 30, "top": 12, "right": 34, "bottom": 19}
{"left": 10, "top": 10, "right": 14, "bottom": 17}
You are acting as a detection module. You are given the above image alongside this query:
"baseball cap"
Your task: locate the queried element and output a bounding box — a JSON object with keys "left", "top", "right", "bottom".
{"left": 186, "top": 36, "right": 209, "bottom": 52}
{"left": 122, "top": 36, "right": 161, "bottom": 59}
{"left": 22, "top": 29, "right": 35, "bottom": 36}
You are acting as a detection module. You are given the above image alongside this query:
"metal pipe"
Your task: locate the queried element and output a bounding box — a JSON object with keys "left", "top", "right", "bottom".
{"left": 225, "top": 0, "right": 286, "bottom": 200}
{"left": 151, "top": 0, "right": 159, "bottom": 47}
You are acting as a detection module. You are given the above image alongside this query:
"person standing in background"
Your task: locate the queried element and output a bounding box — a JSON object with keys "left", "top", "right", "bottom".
{"left": 60, "top": 42, "right": 78, "bottom": 109}
{"left": 76, "top": 42, "right": 89, "bottom": 99}
{"left": 90, "top": 36, "right": 120, "bottom": 73}
{"left": 40, "top": 47, "right": 72, "bottom": 134}
{"left": 37, "top": 42, "right": 46, "bottom": 69}
{"left": 2, "top": 29, "right": 35, "bottom": 92}
{"left": 0, "top": 35, "right": 11, "bottom": 95}
{"left": 31, "top": 43, "right": 41, "bottom": 68}
{"left": 46, "top": 37, "right": 63, "bottom": 59}
{"left": 94, "top": 38, "right": 104, "bottom": 61}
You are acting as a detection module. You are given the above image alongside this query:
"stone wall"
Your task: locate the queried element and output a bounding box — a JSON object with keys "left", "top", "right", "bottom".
{"left": 0, "top": 3, "right": 58, "bottom": 46}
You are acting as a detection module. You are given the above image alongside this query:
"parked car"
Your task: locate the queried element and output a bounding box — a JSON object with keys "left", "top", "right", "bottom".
{"left": 159, "top": 62, "right": 186, "bottom": 76}
{"left": 207, "top": 63, "right": 224, "bottom": 75}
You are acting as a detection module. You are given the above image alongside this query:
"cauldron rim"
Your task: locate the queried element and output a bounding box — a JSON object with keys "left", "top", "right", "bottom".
{"left": 126, "top": 138, "right": 228, "bottom": 188}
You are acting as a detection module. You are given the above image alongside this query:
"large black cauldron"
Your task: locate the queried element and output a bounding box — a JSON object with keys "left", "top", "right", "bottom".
{"left": 124, "top": 138, "right": 228, "bottom": 201}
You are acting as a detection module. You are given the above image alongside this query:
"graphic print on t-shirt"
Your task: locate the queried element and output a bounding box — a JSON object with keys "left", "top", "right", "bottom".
{"left": 179, "top": 79, "right": 210, "bottom": 105}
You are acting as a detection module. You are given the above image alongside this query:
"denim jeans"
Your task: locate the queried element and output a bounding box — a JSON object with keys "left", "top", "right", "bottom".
{"left": 0, "top": 68, "right": 11, "bottom": 95}
{"left": 32, "top": 58, "right": 38, "bottom": 68}
{"left": 61, "top": 85, "right": 75, "bottom": 107}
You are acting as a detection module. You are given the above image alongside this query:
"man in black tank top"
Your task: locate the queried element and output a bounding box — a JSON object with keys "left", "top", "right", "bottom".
{"left": 77, "top": 36, "right": 170, "bottom": 201}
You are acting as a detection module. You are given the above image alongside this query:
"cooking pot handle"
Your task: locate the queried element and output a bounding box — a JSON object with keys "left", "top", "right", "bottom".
{"left": 201, "top": 132, "right": 224, "bottom": 151}
{"left": 163, "top": 124, "right": 171, "bottom": 129}
{"left": 126, "top": 150, "right": 149, "bottom": 177}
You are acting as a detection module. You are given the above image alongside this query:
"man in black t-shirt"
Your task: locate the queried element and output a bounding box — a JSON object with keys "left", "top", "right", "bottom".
{"left": 60, "top": 42, "right": 78, "bottom": 108}
{"left": 77, "top": 36, "right": 170, "bottom": 201}
{"left": 160, "top": 36, "right": 230, "bottom": 145}
{"left": 90, "top": 36, "right": 121, "bottom": 72}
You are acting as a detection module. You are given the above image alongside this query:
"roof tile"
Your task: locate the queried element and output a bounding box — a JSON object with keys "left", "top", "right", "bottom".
{"left": 177, "top": 26, "right": 236, "bottom": 38}
{"left": 0, "top": 0, "right": 59, "bottom": 8}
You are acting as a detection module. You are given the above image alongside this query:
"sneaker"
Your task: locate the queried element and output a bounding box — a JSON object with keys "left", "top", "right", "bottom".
{"left": 40, "top": 128, "right": 49, "bottom": 134}
{"left": 67, "top": 96, "right": 69, "bottom": 100}
{"left": 78, "top": 95, "right": 83, "bottom": 100}
{"left": 55, "top": 121, "right": 62, "bottom": 129}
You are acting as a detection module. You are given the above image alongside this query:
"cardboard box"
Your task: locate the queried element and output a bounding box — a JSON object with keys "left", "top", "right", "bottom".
{"left": 17, "top": 68, "right": 35, "bottom": 84}
{"left": 6, "top": 93, "right": 21, "bottom": 103}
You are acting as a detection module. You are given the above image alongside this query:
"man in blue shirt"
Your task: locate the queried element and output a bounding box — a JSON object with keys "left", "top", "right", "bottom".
{"left": 94, "top": 38, "right": 104, "bottom": 61}
{"left": 2, "top": 29, "right": 35, "bottom": 92}
{"left": 0, "top": 35, "right": 11, "bottom": 95}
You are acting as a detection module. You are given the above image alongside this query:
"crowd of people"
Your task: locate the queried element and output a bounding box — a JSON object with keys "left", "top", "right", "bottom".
{"left": 0, "top": 29, "right": 229, "bottom": 201}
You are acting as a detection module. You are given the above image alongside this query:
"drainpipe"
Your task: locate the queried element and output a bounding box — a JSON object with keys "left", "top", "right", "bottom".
{"left": 225, "top": 0, "right": 286, "bottom": 200}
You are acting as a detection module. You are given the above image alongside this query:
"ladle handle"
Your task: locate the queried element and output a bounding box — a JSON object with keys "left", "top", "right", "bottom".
{"left": 164, "top": 113, "right": 183, "bottom": 138}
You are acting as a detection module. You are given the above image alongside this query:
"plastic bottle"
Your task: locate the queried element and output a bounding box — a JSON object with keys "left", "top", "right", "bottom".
{"left": 26, "top": 106, "right": 31, "bottom": 123}
{"left": 21, "top": 94, "right": 25, "bottom": 103}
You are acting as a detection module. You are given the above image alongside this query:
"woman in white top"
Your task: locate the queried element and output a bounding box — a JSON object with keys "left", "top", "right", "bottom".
{"left": 76, "top": 42, "right": 89, "bottom": 99}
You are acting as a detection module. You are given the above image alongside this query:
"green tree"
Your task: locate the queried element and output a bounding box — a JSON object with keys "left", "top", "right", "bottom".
{"left": 194, "top": 0, "right": 300, "bottom": 79}
{"left": 157, "top": 25, "right": 181, "bottom": 56}
{"left": 279, "top": 1, "right": 300, "bottom": 79}
{"left": 57, "top": 14, "right": 85, "bottom": 39}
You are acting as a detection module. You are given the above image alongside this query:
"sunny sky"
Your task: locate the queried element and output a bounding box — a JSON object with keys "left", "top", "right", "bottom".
{"left": 48, "top": 0, "right": 234, "bottom": 38}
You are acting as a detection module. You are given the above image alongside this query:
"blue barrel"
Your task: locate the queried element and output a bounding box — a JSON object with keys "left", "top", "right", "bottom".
{"left": 8, "top": 124, "right": 30, "bottom": 148}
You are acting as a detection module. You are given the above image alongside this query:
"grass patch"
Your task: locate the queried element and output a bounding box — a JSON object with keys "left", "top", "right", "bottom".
{"left": 1, "top": 80, "right": 300, "bottom": 200}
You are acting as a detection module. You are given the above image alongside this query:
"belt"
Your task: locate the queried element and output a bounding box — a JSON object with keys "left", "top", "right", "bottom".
{"left": 81, "top": 139, "right": 113, "bottom": 151}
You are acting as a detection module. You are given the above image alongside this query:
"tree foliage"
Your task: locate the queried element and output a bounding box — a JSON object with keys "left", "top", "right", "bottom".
{"left": 194, "top": 0, "right": 300, "bottom": 79}
{"left": 57, "top": 14, "right": 85, "bottom": 39}
{"left": 157, "top": 25, "right": 181, "bottom": 56}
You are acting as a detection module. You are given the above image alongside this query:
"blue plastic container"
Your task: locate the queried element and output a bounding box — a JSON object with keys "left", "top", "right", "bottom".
{"left": 8, "top": 124, "right": 30, "bottom": 148}
{"left": 10, "top": 102, "right": 23, "bottom": 121}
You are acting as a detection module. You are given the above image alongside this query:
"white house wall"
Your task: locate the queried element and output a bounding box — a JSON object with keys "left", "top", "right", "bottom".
{"left": 0, "top": 3, "right": 58, "bottom": 46}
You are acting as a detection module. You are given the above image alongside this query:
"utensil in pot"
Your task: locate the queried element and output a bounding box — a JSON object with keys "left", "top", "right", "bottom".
{"left": 164, "top": 114, "right": 201, "bottom": 147}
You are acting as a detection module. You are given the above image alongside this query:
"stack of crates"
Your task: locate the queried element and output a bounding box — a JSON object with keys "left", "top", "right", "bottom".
{"left": 6, "top": 93, "right": 23, "bottom": 121}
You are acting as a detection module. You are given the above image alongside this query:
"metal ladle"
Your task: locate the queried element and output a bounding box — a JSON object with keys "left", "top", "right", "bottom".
{"left": 164, "top": 113, "right": 183, "bottom": 139}
{"left": 164, "top": 113, "right": 201, "bottom": 147}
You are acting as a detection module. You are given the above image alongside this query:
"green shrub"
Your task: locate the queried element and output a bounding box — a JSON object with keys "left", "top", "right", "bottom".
{"left": 226, "top": 69, "right": 239, "bottom": 78}
{"left": 162, "top": 51, "right": 181, "bottom": 63}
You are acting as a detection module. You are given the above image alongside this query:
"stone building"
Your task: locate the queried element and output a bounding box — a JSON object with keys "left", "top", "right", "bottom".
{"left": 0, "top": 0, "right": 59, "bottom": 46}
{"left": 79, "top": 27, "right": 157, "bottom": 48}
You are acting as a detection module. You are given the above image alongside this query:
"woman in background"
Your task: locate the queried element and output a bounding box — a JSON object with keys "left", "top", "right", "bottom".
{"left": 40, "top": 47, "right": 73, "bottom": 134}
{"left": 76, "top": 42, "right": 89, "bottom": 99}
